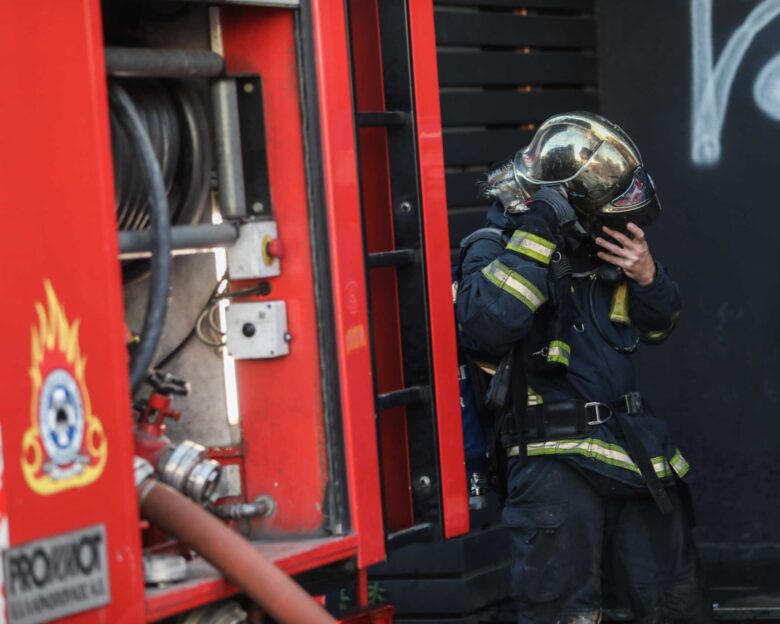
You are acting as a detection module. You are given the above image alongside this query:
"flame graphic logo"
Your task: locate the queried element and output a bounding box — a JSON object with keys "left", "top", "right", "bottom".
{"left": 22, "top": 281, "right": 107, "bottom": 494}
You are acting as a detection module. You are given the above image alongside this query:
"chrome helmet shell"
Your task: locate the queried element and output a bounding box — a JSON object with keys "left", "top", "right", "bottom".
{"left": 487, "top": 111, "right": 661, "bottom": 233}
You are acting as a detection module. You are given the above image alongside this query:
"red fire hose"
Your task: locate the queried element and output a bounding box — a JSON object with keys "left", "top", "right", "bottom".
{"left": 138, "top": 476, "right": 336, "bottom": 624}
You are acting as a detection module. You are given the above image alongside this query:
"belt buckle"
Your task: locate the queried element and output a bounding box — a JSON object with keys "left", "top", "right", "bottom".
{"left": 585, "top": 402, "right": 613, "bottom": 426}
{"left": 624, "top": 392, "right": 643, "bottom": 415}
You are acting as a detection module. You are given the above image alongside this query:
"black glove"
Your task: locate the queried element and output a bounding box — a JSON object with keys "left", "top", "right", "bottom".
{"left": 521, "top": 187, "right": 583, "bottom": 251}
{"left": 529, "top": 186, "right": 578, "bottom": 228}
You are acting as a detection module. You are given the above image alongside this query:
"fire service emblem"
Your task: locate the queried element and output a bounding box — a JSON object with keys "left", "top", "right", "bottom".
{"left": 21, "top": 281, "right": 107, "bottom": 494}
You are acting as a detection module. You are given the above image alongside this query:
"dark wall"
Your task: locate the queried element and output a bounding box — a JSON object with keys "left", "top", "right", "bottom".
{"left": 435, "top": 0, "right": 780, "bottom": 549}
{"left": 434, "top": 0, "right": 599, "bottom": 252}
{"left": 598, "top": 0, "right": 780, "bottom": 545}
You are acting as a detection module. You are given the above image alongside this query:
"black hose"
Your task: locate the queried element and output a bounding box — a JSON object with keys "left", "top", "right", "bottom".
{"left": 110, "top": 82, "right": 172, "bottom": 393}
{"left": 154, "top": 276, "right": 224, "bottom": 370}
{"left": 112, "top": 85, "right": 179, "bottom": 231}
{"left": 171, "top": 87, "right": 212, "bottom": 226}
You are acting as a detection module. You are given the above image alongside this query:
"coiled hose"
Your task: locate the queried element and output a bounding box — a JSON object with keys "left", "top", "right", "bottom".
{"left": 109, "top": 82, "right": 172, "bottom": 394}
{"left": 110, "top": 80, "right": 212, "bottom": 283}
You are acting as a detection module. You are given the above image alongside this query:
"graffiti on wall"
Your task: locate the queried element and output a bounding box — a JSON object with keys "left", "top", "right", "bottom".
{"left": 690, "top": 0, "right": 780, "bottom": 165}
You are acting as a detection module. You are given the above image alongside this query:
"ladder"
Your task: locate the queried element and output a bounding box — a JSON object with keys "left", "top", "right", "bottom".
{"left": 347, "top": 0, "right": 467, "bottom": 548}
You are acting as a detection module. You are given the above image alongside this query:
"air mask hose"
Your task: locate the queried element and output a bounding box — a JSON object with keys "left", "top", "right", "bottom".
{"left": 110, "top": 83, "right": 172, "bottom": 393}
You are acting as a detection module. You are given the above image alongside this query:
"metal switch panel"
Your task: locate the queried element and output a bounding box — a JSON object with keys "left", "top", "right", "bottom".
{"left": 227, "top": 221, "right": 281, "bottom": 279}
{"left": 225, "top": 301, "right": 289, "bottom": 359}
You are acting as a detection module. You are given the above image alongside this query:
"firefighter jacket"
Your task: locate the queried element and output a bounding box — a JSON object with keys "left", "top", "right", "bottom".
{"left": 455, "top": 201, "right": 690, "bottom": 488}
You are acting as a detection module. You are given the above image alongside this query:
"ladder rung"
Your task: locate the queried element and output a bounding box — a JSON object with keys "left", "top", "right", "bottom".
{"left": 367, "top": 249, "right": 417, "bottom": 269}
{"left": 358, "top": 111, "right": 409, "bottom": 127}
{"left": 376, "top": 385, "right": 430, "bottom": 411}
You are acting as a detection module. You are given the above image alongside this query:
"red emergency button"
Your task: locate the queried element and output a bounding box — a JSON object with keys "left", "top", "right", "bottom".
{"left": 266, "top": 237, "right": 284, "bottom": 260}
{"left": 261, "top": 234, "right": 283, "bottom": 267}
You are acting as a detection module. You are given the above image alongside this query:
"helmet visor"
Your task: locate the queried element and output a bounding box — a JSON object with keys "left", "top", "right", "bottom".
{"left": 609, "top": 166, "right": 655, "bottom": 211}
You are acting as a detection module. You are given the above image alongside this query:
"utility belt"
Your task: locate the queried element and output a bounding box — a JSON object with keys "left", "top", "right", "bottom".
{"left": 505, "top": 391, "right": 644, "bottom": 446}
{"left": 504, "top": 391, "right": 674, "bottom": 515}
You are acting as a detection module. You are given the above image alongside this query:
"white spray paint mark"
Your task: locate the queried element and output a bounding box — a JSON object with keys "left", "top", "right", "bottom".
{"left": 691, "top": 0, "right": 780, "bottom": 165}
{"left": 753, "top": 53, "right": 780, "bottom": 120}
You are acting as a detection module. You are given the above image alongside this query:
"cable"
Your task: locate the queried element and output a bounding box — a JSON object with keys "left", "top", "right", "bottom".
{"left": 195, "top": 305, "right": 225, "bottom": 347}
{"left": 154, "top": 275, "right": 225, "bottom": 369}
{"left": 110, "top": 82, "right": 173, "bottom": 394}
{"left": 153, "top": 275, "right": 269, "bottom": 370}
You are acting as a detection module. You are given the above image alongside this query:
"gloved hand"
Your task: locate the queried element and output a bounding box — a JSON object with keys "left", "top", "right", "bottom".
{"left": 515, "top": 186, "right": 582, "bottom": 251}
{"left": 527, "top": 186, "right": 579, "bottom": 231}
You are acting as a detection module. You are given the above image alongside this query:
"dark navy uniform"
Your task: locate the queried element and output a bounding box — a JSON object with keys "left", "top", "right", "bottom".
{"left": 455, "top": 200, "right": 712, "bottom": 623}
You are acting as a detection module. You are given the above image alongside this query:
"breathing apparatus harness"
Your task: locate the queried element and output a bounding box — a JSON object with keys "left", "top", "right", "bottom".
{"left": 457, "top": 192, "right": 672, "bottom": 513}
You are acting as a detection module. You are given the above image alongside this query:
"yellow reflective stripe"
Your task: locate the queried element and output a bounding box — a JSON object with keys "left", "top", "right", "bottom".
{"left": 640, "top": 309, "right": 682, "bottom": 343}
{"left": 506, "top": 230, "right": 557, "bottom": 265}
{"left": 549, "top": 340, "right": 571, "bottom": 354}
{"left": 482, "top": 259, "right": 546, "bottom": 312}
{"left": 527, "top": 385, "right": 543, "bottom": 406}
{"left": 520, "top": 231, "right": 557, "bottom": 251}
{"left": 546, "top": 340, "right": 571, "bottom": 366}
{"left": 652, "top": 457, "right": 675, "bottom": 479}
{"left": 522, "top": 438, "right": 674, "bottom": 478}
{"left": 670, "top": 449, "right": 690, "bottom": 478}
{"left": 609, "top": 282, "right": 630, "bottom": 325}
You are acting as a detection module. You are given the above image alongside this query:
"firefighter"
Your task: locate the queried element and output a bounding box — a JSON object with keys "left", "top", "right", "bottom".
{"left": 454, "top": 112, "right": 712, "bottom": 623}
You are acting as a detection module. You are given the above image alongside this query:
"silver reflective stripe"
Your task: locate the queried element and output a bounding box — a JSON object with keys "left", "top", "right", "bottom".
{"left": 507, "top": 230, "right": 556, "bottom": 265}
{"left": 482, "top": 259, "right": 546, "bottom": 311}
{"left": 670, "top": 450, "right": 690, "bottom": 478}
{"left": 509, "top": 438, "right": 675, "bottom": 479}
{"left": 549, "top": 340, "right": 571, "bottom": 355}
{"left": 527, "top": 385, "right": 543, "bottom": 406}
{"left": 546, "top": 340, "right": 571, "bottom": 366}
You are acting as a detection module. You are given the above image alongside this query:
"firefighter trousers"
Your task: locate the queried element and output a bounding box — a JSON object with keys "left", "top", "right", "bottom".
{"left": 502, "top": 456, "right": 714, "bottom": 624}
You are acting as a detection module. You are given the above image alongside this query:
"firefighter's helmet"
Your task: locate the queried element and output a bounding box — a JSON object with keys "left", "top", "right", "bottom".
{"left": 483, "top": 111, "right": 660, "bottom": 233}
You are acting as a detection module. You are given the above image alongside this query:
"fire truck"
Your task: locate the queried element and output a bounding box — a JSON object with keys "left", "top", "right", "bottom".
{"left": 10, "top": 0, "right": 780, "bottom": 620}
{"left": 0, "top": 0, "right": 471, "bottom": 622}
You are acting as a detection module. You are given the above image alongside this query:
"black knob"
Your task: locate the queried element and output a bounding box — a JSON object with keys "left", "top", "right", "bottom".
{"left": 242, "top": 323, "right": 256, "bottom": 337}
